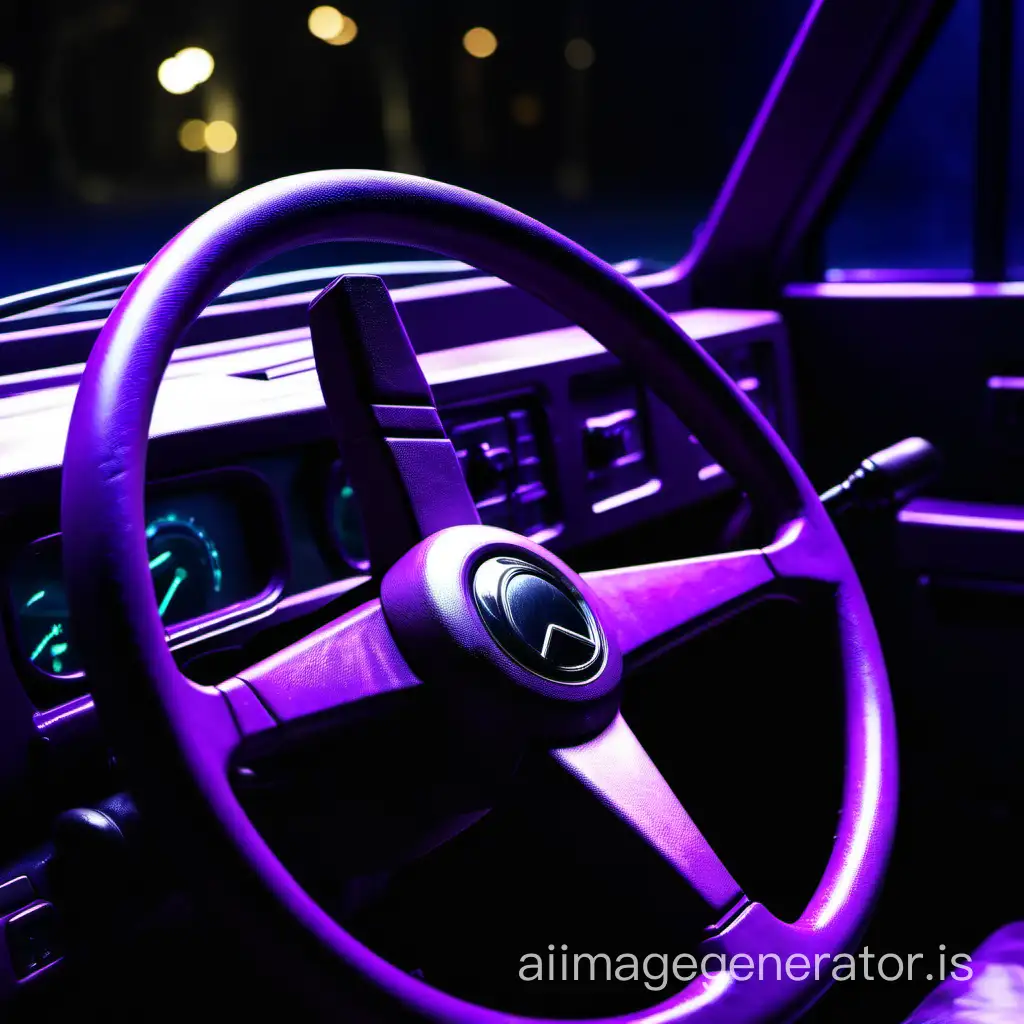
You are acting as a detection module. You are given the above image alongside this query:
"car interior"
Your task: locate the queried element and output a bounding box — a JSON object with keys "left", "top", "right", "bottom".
{"left": 1, "top": 0, "right": 1022, "bottom": 1020}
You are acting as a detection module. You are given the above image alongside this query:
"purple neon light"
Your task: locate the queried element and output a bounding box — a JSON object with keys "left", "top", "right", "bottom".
{"left": 591, "top": 477, "right": 662, "bottom": 514}
{"left": 584, "top": 408, "right": 637, "bottom": 431}
{"left": 698, "top": 463, "right": 725, "bottom": 481}
{"left": 786, "top": 280, "right": 1024, "bottom": 299}
{"left": 898, "top": 499, "right": 1024, "bottom": 533}
{"left": 987, "top": 376, "right": 1024, "bottom": 391}
{"left": 527, "top": 524, "right": 564, "bottom": 546}
{"left": 32, "top": 693, "right": 95, "bottom": 734}
{"left": 823, "top": 267, "right": 973, "bottom": 283}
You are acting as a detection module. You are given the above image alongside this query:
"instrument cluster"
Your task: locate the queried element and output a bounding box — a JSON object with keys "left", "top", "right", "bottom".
{"left": 5, "top": 469, "right": 287, "bottom": 701}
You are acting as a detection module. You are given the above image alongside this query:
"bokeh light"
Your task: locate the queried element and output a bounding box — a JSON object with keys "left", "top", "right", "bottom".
{"left": 177, "top": 119, "right": 208, "bottom": 152}
{"left": 175, "top": 47, "right": 214, "bottom": 86}
{"left": 158, "top": 58, "right": 193, "bottom": 95}
{"left": 463, "top": 27, "right": 498, "bottom": 59}
{"left": 308, "top": 6, "right": 343, "bottom": 41}
{"left": 157, "top": 47, "right": 214, "bottom": 94}
{"left": 565, "top": 38, "right": 595, "bottom": 70}
{"left": 203, "top": 120, "right": 237, "bottom": 154}
{"left": 0, "top": 65, "right": 14, "bottom": 100}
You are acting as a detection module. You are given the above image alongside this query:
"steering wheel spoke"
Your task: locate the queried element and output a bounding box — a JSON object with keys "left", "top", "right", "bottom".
{"left": 309, "top": 274, "right": 479, "bottom": 575}
{"left": 226, "top": 599, "right": 422, "bottom": 737}
{"left": 551, "top": 713, "right": 746, "bottom": 923}
{"left": 215, "top": 610, "right": 504, "bottom": 882}
{"left": 584, "top": 547, "right": 775, "bottom": 666}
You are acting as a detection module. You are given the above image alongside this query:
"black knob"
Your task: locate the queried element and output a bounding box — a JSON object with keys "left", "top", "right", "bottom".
{"left": 49, "top": 794, "right": 142, "bottom": 931}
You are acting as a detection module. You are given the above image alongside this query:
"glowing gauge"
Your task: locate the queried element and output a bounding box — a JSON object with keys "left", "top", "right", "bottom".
{"left": 9, "top": 537, "right": 81, "bottom": 680}
{"left": 16, "top": 588, "right": 79, "bottom": 678}
{"left": 145, "top": 514, "right": 222, "bottom": 627}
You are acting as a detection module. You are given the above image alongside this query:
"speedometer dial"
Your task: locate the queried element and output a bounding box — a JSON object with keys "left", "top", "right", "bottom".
{"left": 15, "top": 586, "right": 78, "bottom": 678}
{"left": 145, "top": 514, "right": 222, "bottom": 626}
{"left": 9, "top": 491, "right": 268, "bottom": 693}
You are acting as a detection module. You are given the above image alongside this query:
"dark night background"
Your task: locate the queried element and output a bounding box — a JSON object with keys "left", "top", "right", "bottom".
{"left": 0, "top": 0, "right": 1021, "bottom": 294}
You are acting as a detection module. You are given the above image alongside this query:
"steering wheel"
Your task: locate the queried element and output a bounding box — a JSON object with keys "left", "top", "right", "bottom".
{"left": 61, "top": 171, "right": 895, "bottom": 1022}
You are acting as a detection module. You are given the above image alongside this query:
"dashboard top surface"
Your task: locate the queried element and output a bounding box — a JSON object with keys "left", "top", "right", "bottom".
{"left": 0, "top": 308, "right": 779, "bottom": 479}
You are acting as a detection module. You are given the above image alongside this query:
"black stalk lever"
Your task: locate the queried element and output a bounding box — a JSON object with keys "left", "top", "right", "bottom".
{"left": 820, "top": 437, "right": 941, "bottom": 518}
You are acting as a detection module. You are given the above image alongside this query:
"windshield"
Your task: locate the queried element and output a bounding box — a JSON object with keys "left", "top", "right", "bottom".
{"left": 0, "top": 1, "right": 810, "bottom": 295}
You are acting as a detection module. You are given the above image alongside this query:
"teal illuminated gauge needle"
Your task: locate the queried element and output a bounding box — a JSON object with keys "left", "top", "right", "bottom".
{"left": 30, "top": 622, "right": 63, "bottom": 662}
{"left": 158, "top": 567, "right": 188, "bottom": 618}
{"left": 149, "top": 550, "right": 172, "bottom": 570}
{"left": 24, "top": 590, "right": 45, "bottom": 608}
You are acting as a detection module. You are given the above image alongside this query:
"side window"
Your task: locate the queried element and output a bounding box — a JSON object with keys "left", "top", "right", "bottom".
{"left": 823, "top": 0, "right": 979, "bottom": 277}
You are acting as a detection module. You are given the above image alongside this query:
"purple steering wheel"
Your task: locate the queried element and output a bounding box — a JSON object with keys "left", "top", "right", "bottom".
{"left": 61, "top": 171, "right": 896, "bottom": 1022}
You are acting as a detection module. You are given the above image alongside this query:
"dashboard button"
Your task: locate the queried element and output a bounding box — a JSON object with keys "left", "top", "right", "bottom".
{"left": 584, "top": 408, "right": 642, "bottom": 473}
{"left": 5, "top": 902, "right": 62, "bottom": 979}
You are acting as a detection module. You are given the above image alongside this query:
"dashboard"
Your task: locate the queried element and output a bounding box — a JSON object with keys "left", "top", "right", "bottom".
{"left": 0, "top": 297, "right": 794, "bottom": 789}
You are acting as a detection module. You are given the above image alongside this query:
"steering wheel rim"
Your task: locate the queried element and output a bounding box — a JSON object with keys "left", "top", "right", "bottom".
{"left": 61, "top": 170, "right": 896, "bottom": 1022}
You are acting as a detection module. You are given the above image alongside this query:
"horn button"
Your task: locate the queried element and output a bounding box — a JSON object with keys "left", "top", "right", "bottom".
{"left": 380, "top": 526, "right": 622, "bottom": 739}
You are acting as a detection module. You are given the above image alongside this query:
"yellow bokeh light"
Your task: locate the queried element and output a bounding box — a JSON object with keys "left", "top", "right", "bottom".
{"left": 204, "top": 120, "right": 237, "bottom": 154}
{"left": 308, "top": 6, "right": 344, "bottom": 41}
{"left": 158, "top": 57, "right": 195, "bottom": 95}
{"left": 463, "top": 27, "right": 497, "bottom": 59}
{"left": 175, "top": 47, "right": 214, "bottom": 86}
{"left": 178, "top": 118, "right": 208, "bottom": 152}
{"left": 0, "top": 64, "right": 14, "bottom": 100}
{"left": 157, "top": 46, "right": 214, "bottom": 95}
{"left": 326, "top": 15, "right": 358, "bottom": 45}
{"left": 565, "top": 38, "right": 595, "bottom": 70}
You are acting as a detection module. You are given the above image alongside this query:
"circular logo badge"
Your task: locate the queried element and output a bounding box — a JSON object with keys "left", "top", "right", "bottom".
{"left": 472, "top": 556, "right": 605, "bottom": 684}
